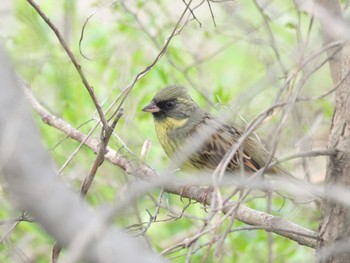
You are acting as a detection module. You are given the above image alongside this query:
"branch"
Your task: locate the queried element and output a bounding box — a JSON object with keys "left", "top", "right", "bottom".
{"left": 25, "top": 85, "right": 319, "bottom": 248}
{"left": 26, "top": 0, "right": 109, "bottom": 130}
{"left": 0, "top": 47, "right": 163, "bottom": 263}
{"left": 80, "top": 109, "right": 123, "bottom": 196}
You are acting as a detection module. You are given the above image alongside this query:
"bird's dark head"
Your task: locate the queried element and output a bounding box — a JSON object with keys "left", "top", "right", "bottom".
{"left": 142, "top": 85, "right": 197, "bottom": 121}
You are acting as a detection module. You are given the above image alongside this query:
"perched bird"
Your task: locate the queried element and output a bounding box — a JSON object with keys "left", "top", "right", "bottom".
{"left": 142, "top": 85, "right": 285, "bottom": 175}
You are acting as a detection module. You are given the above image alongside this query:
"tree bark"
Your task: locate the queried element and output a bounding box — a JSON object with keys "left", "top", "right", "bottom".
{"left": 318, "top": 51, "right": 350, "bottom": 262}
{"left": 316, "top": 1, "right": 350, "bottom": 262}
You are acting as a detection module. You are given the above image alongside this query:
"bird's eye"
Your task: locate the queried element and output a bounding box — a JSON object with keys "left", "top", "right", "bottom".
{"left": 165, "top": 100, "right": 176, "bottom": 109}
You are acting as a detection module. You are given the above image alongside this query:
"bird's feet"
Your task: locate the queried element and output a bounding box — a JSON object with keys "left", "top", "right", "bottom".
{"left": 198, "top": 186, "right": 214, "bottom": 204}
{"left": 179, "top": 185, "right": 191, "bottom": 202}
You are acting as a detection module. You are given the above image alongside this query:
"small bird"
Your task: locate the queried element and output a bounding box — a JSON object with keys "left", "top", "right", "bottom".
{"left": 142, "top": 85, "right": 285, "bottom": 175}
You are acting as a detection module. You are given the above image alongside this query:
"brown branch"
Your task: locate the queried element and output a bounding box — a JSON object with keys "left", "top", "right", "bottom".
{"left": 25, "top": 85, "right": 319, "bottom": 249}
{"left": 182, "top": 0, "right": 202, "bottom": 27}
{"left": 80, "top": 109, "right": 123, "bottom": 196}
{"left": 26, "top": 0, "right": 109, "bottom": 130}
{"left": 309, "top": 1, "right": 350, "bottom": 261}
{"left": 52, "top": 110, "right": 123, "bottom": 263}
{"left": 51, "top": 245, "right": 61, "bottom": 263}
{"left": 0, "top": 212, "right": 34, "bottom": 243}
{"left": 206, "top": 0, "right": 217, "bottom": 27}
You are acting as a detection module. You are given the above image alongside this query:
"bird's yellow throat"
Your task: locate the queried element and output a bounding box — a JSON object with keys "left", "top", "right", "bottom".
{"left": 154, "top": 117, "right": 189, "bottom": 155}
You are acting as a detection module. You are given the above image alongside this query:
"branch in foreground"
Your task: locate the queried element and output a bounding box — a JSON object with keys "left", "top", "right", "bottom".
{"left": 25, "top": 86, "right": 319, "bottom": 248}
{"left": 0, "top": 48, "right": 162, "bottom": 263}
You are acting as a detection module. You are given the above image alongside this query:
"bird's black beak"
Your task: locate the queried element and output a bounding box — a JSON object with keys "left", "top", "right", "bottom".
{"left": 142, "top": 101, "right": 160, "bottom": 113}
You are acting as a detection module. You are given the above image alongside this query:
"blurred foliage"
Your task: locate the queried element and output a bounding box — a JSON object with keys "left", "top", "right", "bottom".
{"left": 0, "top": 0, "right": 334, "bottom": 262}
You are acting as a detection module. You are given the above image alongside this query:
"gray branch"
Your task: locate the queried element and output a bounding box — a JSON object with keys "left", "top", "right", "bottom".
{"left": 0, "top": 47, "right": 163, "bottom": 263}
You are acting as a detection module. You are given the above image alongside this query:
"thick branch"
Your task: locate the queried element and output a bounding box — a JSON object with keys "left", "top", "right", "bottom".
{"left": 311, "top": 1, "right": 350, "bottom": 262}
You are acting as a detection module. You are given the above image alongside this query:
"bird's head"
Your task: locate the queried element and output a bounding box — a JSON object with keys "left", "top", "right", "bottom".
{"left": 142, "top": 85, "right": 198, "bottom": 121}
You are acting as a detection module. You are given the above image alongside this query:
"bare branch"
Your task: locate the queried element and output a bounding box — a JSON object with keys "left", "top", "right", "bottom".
{"left": 26, "top": 0, "right": 109, "bottom": 130}
{"left": 80, "top": 109, "right": 123, "bottom": 196}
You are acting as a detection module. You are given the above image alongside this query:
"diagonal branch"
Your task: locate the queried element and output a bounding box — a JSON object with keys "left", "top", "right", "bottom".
{"left": 80, "top": 109, "right": 123, "bottom": 196}
{"left": 26, "top": 0, "right": 109, "bottom": 130}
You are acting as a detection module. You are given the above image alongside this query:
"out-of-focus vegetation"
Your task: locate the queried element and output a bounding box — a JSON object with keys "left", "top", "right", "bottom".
{"left": 0, "top": 0, "right": 334, "bottom": 262}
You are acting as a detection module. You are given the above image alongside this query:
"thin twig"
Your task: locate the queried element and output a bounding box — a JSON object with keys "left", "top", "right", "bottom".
{"left": 206, "top": 0, "right": 217, "bottom": 27}
{"left": 182, "top": 0, "right": 202, "bottom": 27}
{"left": 0, "top": 212, "right": 33, "bottom": 243}
{"left": 109, "top": 0, "right": 196, "bottom": 121}
{"left": 120, "top": 2, "right": 214, "bottom": 106}
{"left": 79, "top": 1, "right": 119, "bottom": 60}
{"left": 137, "top": 190, "right": 164, "bottom": 236}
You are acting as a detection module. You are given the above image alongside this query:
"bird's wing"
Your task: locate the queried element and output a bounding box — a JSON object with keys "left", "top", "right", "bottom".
{"left": 188, "top": 116, "right": 262, "bottom": 172}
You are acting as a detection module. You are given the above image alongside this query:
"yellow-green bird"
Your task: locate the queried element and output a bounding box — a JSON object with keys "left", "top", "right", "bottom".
{"left": 142, "top": 85, "right": 283, "bottom": 175}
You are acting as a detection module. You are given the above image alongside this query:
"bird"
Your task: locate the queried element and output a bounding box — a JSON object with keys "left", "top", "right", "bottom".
{"left": 142, "top": 85, "right": 287, "bottom": 176}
